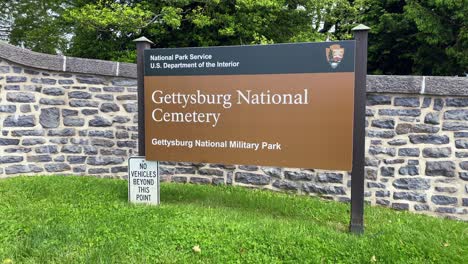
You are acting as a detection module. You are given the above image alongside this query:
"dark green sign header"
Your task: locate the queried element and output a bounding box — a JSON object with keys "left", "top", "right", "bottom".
{"left": 144, "top": 41, "right": 355, "bottom": 76}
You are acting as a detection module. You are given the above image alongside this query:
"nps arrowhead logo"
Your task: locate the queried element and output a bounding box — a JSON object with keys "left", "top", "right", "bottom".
{"left": 326, "top": 44, "right": 344, "bottom": 69}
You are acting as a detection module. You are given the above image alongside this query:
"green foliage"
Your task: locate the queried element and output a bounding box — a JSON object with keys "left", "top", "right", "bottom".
{"left": 0, "top": 0, "right": 70, "bottom": 54}
{"left": 0, "top": 0, "right": 466, "bottom": 74}
{"left": 0, "top": 176, "right": 467, "bottom": 263}
{"left": 404, "top": 0, "right": 467, "bottom": 75}
{"left": 356, "top": 0, "right": 467, "bottom": 75}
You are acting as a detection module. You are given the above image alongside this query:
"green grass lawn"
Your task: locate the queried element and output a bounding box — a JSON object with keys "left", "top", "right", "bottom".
{"left": 0, "top": 176, "right": 466, "bottom": 263}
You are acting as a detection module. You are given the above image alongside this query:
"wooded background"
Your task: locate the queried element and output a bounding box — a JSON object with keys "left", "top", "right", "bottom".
{"left": 0, "top": 0, "right": 466, "bottom": 76}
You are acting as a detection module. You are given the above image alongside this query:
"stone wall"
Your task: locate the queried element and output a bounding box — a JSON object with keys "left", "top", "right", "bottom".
{"left": 0, "top": 41, "right": 467, "bottom": 220}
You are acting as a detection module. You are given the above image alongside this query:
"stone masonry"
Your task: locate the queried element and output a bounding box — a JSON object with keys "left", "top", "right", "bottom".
{"left": 0, "top": 41, "right": 467, "bottom": 220}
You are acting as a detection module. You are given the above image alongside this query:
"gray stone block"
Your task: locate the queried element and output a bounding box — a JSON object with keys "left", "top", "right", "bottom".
{"left": 117, "top": 141, "right": 136, "bottom": 148}
{"left": 26, "top": 155, "right": 52, "bottom": 163}
{"left": 261, "top": 167, "right": 282, "bottom": 178}
{"left": 43, "top": 87, "right": 65, "bottom": 96}
{"left": 91, "top": 139, "right": 115, "bottom": 147}
{"left": 422, "top": 147, "right": 451, "bottom": 158}
{"left": 455, "top": 140, "right": 468, "bottom": 150}
{"left": 117, "top": 94, "right": 137, "bottom": 101}
{"left": 424, "top": 112, "right": 440, "bottom": 125}
{"left": 123, "top": 103, "right": 138, "bottom": 113}
{"left": 198, "top": 168, "right": 224, "bottom": 176}
{"left": 444, "top": 110, "right": 468, "bottom": 121}
{"left": 20, "top": 105, "right": 31, "bottom": 113}
{"left": 40, "top": 107, "right": 60, "bottom": 128}
{"left": 76, "top": 76, "right": 107, "bottom": 85}
{"left": 62, "top": 109, "right": 78, "bottom": 117}
{"left": 394, "top": 192, "right": 426, "bottom": 202}
{"left": 367, "top": 182, "right": 385, "bottom": 189}
{"left": 5, "top": 164, "right": 43, "bottom": 174}
{"left": 6, "top": 76, "right": 27, "bottom": 83}
{"left": 82, "top": 109, "right": 99, "bottom": 115}
{"left": 367, "top": 130, "right": 396, "bottom": 138}
{"left": 387, "top": 139, "right": 407, "bottom": 146}
{"left": 22, "top": 138, "right": 46, "bottom": 146}
{"left": 235, "top": 172, "right": 270, "bottom": 185}
{"left": 442, "top": 122, "right": 468, "bottom": 131}
{"left": 39, "top": 98, "right": 66, "bottom": 105}
{"left": 369, "top": 146, "right": 396, "bottom": 156}
{"left": 393, "top": 178, "right": 431, "bottom": 190}
{"left": 378, "top": 109, "right": 421, "bottom": 117}
{"left": 104, "top": 86, "right": 125, "bottom": 92}
{"left": 460, "top": 161, "right": 468, "bottom": 171}
{"left": 172, "top": 176, "right": 188, "bottom": 183}
{"left": 366, "top": 75, "right": 421, "bottom": 94}
{"left": 175, "top": 167, "right": 197, "bottom": 175}
{"left": 366, "top": 95, "right": 391, "bottom": 105}
{"left": 190, "top": 177, "right": 211, "bottom": 184}
{"left": 446, "top": 98, "right": 468, "bottom": 107}
{"left": 431, "top": 195, "right": 457, "bottom": 205}
{"left": 317, "top": 172, "right": 343, "bottom": 183}
{"left": 88, "top": 168, "right": 109, "bottom": 174}
{"left": 0, "top": 105, "right": 16, "bottom": 113}
{"left": 414, "top": 204, "right": 430, "bottom": 211}
{"left": 89, "top": 116, "right": 112, "bottom": 127}
{"left": 61, "top": 145, "right": 82, "bottom": 154}
{"left": 6, "top": 92, "right": 35, "bottom": 103}
{"left": 0, "top": 156, "right": 23, "bottom": 164}
{"left": 380, "top": 167, "right": 395, "bottom": 177}
{"left": 4, "top": 115, "right": 36, "bottom": 127}
{"left": 434, "top": 187, "right": 457, "bottom": 194}
{"left": 371, "top": 119, "right": 395, "bottom": 129}
{"left": 88, "top": 130, "right": 114, "bottom": 139}
{"left": 394, "top": 97, "right": 420, "bottom": 107}
{"left": 302, "top": 183, "right": 346, "bottom": 195}
{"left": 69, "top": 91, "right": 92, "bottom": 99}
{"left": 47, "top": 128, "right": 75, "bottom": 136}
{"left": 112, "top": 78, "right": 137, "bottom": 86}
{"left": 399, "top": 166, "right": 419, "bottom": 176}
{"left": 87, "top": 156, "right": 124, "bottom": 165}
{"left": 64, "top": 117, "right": 85, "bottom": 127}
{"left": 391, "top": 203, "right": 409, "bottom": 211}
{"left": 425, "top": 161, "right": 456, "bottom": 177}
{"left": 273, "top": 180, "right": 299, "bottom": 191}
{"left": 69, "top": 100, "right": 99, "bottom": 108}
{"left": 100, "top": 103, "right": 120, "bottom": 112}
{"left": 409, "top": 135, "right": 449, "bottom": 145}
{"left": 284, "top": 170, "right": 314, "bottom": 181}
{"left": 95, "top": 94, "right": 114, "bottom": 101}
{"left": 425, "top": 77, "right": 468, "bottom": 96}
{"left": 11, "top": 129, "right": 44, "bottom": 136}
{"left": 35, "top": 145, "right": 58, "bottom": 154}
{"left": 398, "top": 148, "right": 420, "bottom": 157}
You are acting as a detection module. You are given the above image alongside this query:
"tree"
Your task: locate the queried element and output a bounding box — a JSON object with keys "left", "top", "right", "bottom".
{"left": 64, "top": 0, "right": 342, "bottom": 62}
{"left": 404, "top": 0, "right": 467, "bottom": 75}
{"left": 355, "top": 0, "right": 467, "bottom": 76}
{"left": 0, "top": 0, "right": 73, "bottom": 53}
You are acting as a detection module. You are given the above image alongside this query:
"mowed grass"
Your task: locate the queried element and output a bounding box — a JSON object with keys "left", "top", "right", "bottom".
{"left": 0, "top": 176, "right": 466, "bottom": 263}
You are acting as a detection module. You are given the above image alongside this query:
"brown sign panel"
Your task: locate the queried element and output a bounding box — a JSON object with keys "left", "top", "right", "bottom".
{"left": 144, "top": 42, "right": 355, "bottom": 170}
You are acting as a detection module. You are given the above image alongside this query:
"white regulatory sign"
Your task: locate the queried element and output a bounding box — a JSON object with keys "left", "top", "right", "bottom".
{"left": 128, "top": 156, "right": 159, "bottom": 205}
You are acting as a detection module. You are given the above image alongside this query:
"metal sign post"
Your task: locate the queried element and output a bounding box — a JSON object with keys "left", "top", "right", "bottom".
{"left": 349, "top": 24, "right": 370, "bottom": 234}
{"left": 134, "top": 37, "right": 153, "bottom": 156}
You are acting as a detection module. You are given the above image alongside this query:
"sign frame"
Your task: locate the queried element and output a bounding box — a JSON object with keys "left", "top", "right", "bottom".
{"left": 134, "top": 25, "right": 369, "bottom": 233}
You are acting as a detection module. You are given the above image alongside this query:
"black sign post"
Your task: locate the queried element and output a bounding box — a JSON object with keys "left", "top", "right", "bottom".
{"left": 349, "top": 24, "right": 370, "bottom": 234}
{"left": 134, "top": 37, "right": 153, "bottom": 156}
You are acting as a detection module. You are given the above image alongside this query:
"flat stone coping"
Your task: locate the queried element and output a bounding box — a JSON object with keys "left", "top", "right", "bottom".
{"left": 1, "top": 41, "right": 466, "bottom": 96}
{"left": 0, "top": 41, "right": 136, "bottom": 78}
